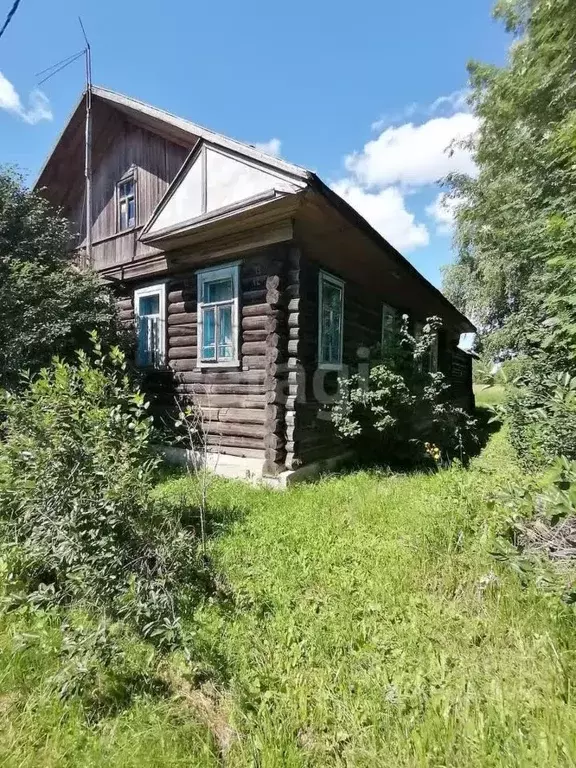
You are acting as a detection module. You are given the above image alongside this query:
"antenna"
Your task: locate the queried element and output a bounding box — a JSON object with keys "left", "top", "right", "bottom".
{"left": 79, "top": 16, "right": 93, "bottom": 270}
{"left": 35, "top": 19, "right": 93, "bottom": 270}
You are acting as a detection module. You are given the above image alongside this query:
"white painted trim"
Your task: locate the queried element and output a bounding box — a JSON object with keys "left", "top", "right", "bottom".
{"left": 196, "top": 261, "right": 240, "bottom": 369}
{"left": 134, "top": 281, "right": 167, "bottom": 368}
{"left": 318, "top": 270, "right": 345, "bottom": 371}
{"left": 141, "top": 139, "right": 305, "bottom": 239}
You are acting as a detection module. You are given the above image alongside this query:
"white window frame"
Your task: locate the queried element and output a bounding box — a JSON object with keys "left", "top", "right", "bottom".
{"left": 196, "top": 262, "right": 240, "bottom": 369}
{"left": 134, "top": 282, "right": 166, "bottom": 369}
{"left": 381, "top": 302, "right": 398, "bottom": 350}
{"left": 117, "top": 170, "right": 137, "bottom": 232}
{"left": 318, "top": 270, "right": 345, "bottom": 371}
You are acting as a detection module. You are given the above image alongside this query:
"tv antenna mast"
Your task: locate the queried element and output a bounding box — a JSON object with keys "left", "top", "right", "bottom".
{"left": 36, "top": 17, "right": 93, "bottom": 268}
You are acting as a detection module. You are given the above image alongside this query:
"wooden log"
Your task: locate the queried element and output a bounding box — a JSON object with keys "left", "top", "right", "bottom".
{"left": 170, "top": 335, "right": 197, "bottom": 348}
{"left": 175, "top": 370, "right": 265, "bottom": 384}
{"left": 185, "top": 394, "right": 266, "bottom": 408}
{"left": 206, "top": 434, "right": 264, "bottom": 450}
{"left": 241, "top": 341, "right": 266, "bottom": 357}
{"left": 170, "top": 359, "right": 198, "bottom": 372}
{"left": 168, "top": 325, "right": 196, "bottom": 338}
{"left": 168, "top": 289, "right": 196, "bottom": 304}
{"left": 168, "top": 312, "right": 197, "bottom": 326}
{"left": 116, "top": 298, "right": 133, "bottom": 312}
{"left": 242, "top": 303, "right": 273, "bottom": 318}
{"left": 242, "top": 355, "right": 267, "bottom": 370}
{"left": 243, "top": 329, "right": 268, "bottom": 342}
{"left": 242, "top": 288, "right": 267, "bottom": 304}
{"left": 266, "top": 288, "right": 281, "bottom": 307}
{"left": 217, "top": 408, "right": 265, "bottom": 424}
{"left": 242, "top": 315, "right": 267, "bottom": 331}
{"left": 168, "top": 346, "right": 197, "bottom": 361}
{"left": 177, "top": 383, "right": 264, "bottom": 396}
{"left": 266, "top": 274, "right": 281, "bottom": 291}
{"left": 209, "top": 445, "right": 265, "bottom": 459}
{"left": 264, "top": 433, "right": 284, "bottom": 451}
{"left": 206, "top": 422, "right": 266, "bottom": 438}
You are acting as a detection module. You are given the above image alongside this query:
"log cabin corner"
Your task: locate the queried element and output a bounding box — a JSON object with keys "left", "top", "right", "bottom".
{"left": 35, "top": 86, "right": 475, "bottom": 484}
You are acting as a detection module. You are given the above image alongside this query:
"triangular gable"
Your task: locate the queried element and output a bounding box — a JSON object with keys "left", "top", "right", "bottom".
{"left": 142, "top": 141, "right": 307, "bottom": 239}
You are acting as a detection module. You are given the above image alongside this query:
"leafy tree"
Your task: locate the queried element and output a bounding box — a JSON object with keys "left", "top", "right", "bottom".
{"left": 0, "top": 168, "right": 119, "bottom": 389}
{"left": 443, "top": 0, "right": 576, "bottom": 363}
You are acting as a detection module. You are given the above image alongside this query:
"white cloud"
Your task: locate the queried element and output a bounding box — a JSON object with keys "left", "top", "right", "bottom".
{"left": 0, "top": 72, "right": 52, "bottom": 125}
{"left": 429, "top": 89, "right": 470, "bottom": 115}
{"left": 426, "top": 192, "right": 461, "bottom": 235}
{"left": 345, "top": 112, "right": 479, "bottom": 189}
{"left": 332, "top": 179, "right": 430, "bottom": 252}
{"left": 254, "top": 138, "right": 282, "bottom": 157}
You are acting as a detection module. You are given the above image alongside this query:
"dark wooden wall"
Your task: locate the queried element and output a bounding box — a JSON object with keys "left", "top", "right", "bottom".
{"left": 70, "top": 121, "right": 191, "bottom": 272}
{"left": 116, "top": 246, "right": 473, "bottom": 475}
{"left": 117, "top": 244, "right": 292, "bottom": 472}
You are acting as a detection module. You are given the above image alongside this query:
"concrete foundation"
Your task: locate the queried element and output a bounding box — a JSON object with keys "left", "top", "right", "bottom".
{"left": 160, "top": 446, "right": 354, "bottom": 488}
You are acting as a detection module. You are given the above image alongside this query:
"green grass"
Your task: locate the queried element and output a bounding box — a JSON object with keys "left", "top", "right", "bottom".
{"left": 474, "top": 383, "right": 506, "bottom": 408}
{"left": 2, "top": 429, "right": 576, "bottom": 766}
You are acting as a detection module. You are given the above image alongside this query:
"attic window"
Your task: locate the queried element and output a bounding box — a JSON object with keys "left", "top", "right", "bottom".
{"left": 117, "top": 174, "right": 136, "bottom": 231}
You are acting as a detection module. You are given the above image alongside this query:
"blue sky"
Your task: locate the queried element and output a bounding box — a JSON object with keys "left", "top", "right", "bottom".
{"left": 0, "top": 0, "right": 508, "bottom": 287}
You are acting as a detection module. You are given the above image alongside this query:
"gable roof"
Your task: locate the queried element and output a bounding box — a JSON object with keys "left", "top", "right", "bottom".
{"left": 35, "top": 86, "right": 474, "bottom": 333}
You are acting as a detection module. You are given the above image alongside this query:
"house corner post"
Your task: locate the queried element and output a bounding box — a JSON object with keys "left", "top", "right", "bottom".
{"left": 262, "top": 248, "right": 290, "bottom": 476}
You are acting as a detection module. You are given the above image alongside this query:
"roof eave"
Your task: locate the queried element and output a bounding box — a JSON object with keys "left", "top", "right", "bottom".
{"left": 308, "top": 174, "right": 476, "bottom": 333}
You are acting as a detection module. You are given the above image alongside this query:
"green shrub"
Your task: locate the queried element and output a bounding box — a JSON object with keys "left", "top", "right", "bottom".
{"left": 332, "top": 317, "right": 477, "bottom": 465}
{"left": 505, "top": 368, "right": 576, "bottom": 469}
{"left": 0, "top": 335, "right": 203, "bottom": 648}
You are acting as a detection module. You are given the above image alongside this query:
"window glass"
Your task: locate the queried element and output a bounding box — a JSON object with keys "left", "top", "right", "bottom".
{"left": 204, "top": 278, "right": 233, "bottom": 304}
{"left": 197, "top": 265, "right": 239, "bottom": 365}
{"left": 118, "top": 175, "right": 136, "bottom": 231}
{"left": 319, "top": 273, "right": 344, "bottom": 367}
{"left": 135, "top": 285, "right": 164, "bottom": 368}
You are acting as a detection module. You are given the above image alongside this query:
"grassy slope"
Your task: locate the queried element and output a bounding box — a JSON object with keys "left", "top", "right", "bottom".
{"left": 2, "top": 426, "right": 576, "bottom": 766}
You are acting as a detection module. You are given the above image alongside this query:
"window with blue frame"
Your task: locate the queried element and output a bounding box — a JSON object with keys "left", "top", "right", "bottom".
{"left": 134, "top": 284, "right": 166, "bottom": 368}
{"left": 318, "top": 271, "right": 344, "bottom": 369}
{"left": 117, "top": 174, "right": 136, "bottom": 231}
{"left": 197, "top": 263, "right": 239, "bottom": 366}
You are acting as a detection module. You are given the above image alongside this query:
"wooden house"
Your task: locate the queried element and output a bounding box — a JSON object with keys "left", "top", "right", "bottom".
{"left": 36, "top": 87, "right": 475, "bottom": 482}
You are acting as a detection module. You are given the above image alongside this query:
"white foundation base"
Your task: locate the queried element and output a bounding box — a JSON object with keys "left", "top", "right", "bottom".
{"left": 160, "top": 446, "right": 354, "bottom": 487}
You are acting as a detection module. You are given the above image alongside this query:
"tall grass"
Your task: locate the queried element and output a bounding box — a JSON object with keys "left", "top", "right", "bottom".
{"left": 1, "top": 429, "right": 575, "bottom": 766}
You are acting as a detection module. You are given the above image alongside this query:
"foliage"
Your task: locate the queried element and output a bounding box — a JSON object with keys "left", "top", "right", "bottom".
{"left": 1, "top": 430, "right": 575, "bottom": 765}
{"left": 443, "top": 0, "right": 576, "bottom": 364}
{"left": 332, "top": 316, "right": 476, "bottom": 464}
{"left": 0, "top": 167, "right": 120, "bottom": 390}
{"left": 0, "top": 336, "right": 203, "bottom": 649}
{"left": 503, "top": 367, "right": 576, "bottom": 469}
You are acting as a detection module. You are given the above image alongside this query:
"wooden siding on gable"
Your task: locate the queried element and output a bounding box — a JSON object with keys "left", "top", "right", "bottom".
{"left": 69, "top": 121, "right": 192, "bottom": 271}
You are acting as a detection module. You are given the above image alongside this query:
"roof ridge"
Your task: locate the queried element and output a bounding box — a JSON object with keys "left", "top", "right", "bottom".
{"left": 91, "top": 85, "right": 311, "bottom": 180}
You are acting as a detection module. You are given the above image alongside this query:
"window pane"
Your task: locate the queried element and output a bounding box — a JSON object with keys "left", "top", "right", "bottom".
{"left": 137, "top": 315, "right": 158, "bottom": 367}
{"left": 218, "top": 304, "right": 234, "bottom": 360}
{"left": 139, "top": 294, "right": 160, "bottom": 317}
{"left": 119, "top": 199, "right": 127, "bottom": 230}
{"left": 204, "top": 277, "right": 233, "bottom": 303}
{"left": 202, "top": 307, "right": 216, "bottom": 360}
{"left": 321, "top": 279, "right": 342, "bottom": 364}
{"left": 127, "top": 197, "right": 136, "bottom": 227}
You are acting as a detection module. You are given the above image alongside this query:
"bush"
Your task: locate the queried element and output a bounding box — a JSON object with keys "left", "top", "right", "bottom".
{"left": 505, "top": 367, "right": 576, "bottom": 469}
{"left": 0, "top": 168, "right": 122, "bottom": 390}
{"left": 332, "top": 317, "right": 477, "bottom": 465}
{"left": 0, "top": 336, "right": 203, "bottom": 648}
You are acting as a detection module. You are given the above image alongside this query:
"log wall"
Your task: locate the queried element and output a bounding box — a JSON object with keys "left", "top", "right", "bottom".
{"left": 125, "top": 243, "right": 292, "bottom": 469}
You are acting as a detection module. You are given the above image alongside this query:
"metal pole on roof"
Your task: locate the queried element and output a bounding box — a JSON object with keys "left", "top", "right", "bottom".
{"left": 79, "top": 17, "right": 92, "bottom": 270}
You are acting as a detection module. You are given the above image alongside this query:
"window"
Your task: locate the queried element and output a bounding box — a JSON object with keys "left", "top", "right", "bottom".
{"left": 413, "top": 319, "right": 439, "bottom": 372}
{"left": 117, "top": 174, "right": 136, "bottom": 231}
{"left": 381, "top": 303, "right": 398, "bottom": 352}
{"left": 318, "top": 271, "right": 344, "bottom": 369}
{"left": 134, "top": 284, "right": 166, "bottom": 368}
{"left": 429, "top": 331, "right": 439, "bottom": 373}
{"left": 197, "top": 263, "right": 240, "bottom": 366}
